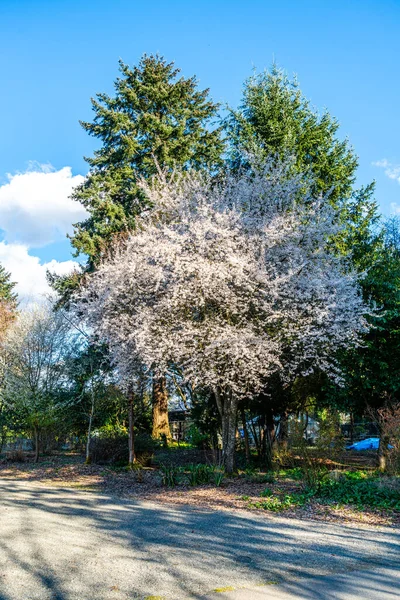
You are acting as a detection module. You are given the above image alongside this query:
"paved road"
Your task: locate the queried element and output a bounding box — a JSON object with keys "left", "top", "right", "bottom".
{"left": 0, "top": 478, "right": 398, "bottom": 600}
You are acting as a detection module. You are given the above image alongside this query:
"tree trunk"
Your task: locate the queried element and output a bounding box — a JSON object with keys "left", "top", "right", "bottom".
{"left": 85, "top": 411, "right": 93, "bottom": 464}
{"left": 240, "top": 406, "right": 251, "bottom": 464}
{"left": 34, "top": 426, "right": 39, "bottom": 463}
{"left": 349, "top": 411, "right": 354, "bottom": 445}
{"left": 279, "top": 411, "right": 289, "bottom": 450}
{"left": 250, "top": 419, "right": 261, "bottom": 459}
{"left": 86, "top": 357, "right": 96, "bottom": 464}
{"left": 378, "top": 435, "right": 390, "bottom": 471}
{"left": 0, "top": 426, "right": 6, "bottom": 454}
{"left": 261, "top": 409, "right": 275, "bottom": 471}
{"left": 85, "top": 388, "right": 95, "bottom": 464}
{"left": 215, "top": 388, "right": 239, "bottom": 474}
{"left": 128, "top": 389, "right": 136, "bottom": 466}
{"left": 152, "top": 376, "right": 171, "bottom": 442}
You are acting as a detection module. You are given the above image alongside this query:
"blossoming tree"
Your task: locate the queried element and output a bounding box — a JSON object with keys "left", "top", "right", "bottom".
{"left": 77, "top": 159, "right": 369, "bottom": 472}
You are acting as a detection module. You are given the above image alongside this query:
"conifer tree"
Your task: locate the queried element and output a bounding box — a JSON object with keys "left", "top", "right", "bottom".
{"left": 70, "top": 54, "right": 224, "bottom": 263}
{"left": 52, "top": 54, "right": 224, "bottom": 442}
{"left": 0, "top": 265, "right": 16, "bottom": 304}
{"left": 226, "top": 65, "right": 358, "bottom": 206}
{"left": 226, "top": 66, "right": 383, "bottom": 455}
{"left": 0, "top": 264, "right": 17, "bottom": 338}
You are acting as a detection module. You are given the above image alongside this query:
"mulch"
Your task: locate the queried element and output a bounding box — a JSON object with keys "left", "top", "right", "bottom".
{"left": 1, "top": 454, "right": 399, "bottom": 528}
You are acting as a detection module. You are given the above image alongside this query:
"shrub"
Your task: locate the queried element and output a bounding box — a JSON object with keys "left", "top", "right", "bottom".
{"left": 317, "top": 476, "right": 400, "bottom": 510}
{"left": 213, "top": 468, "right": 225, "bottom": 487}
{"left": 250, "top": 492, "right": 310, "bottom": 512}
{"left": 375, "top": 403, "right": 400, "bottom": 474}
{"left": 160, "top": 464, "right": 180, "bottom": 487}
{"left": 244, "top": 467, "right": 276, "bottom": 484}
{"left": 6, "top": 449, "right": 25, "bottom": 463}
{"left": 186, "top": 424, "right": 209, "bottom": 448}
{"left": 185, "top": 463, "right": 215, "bottom": 486}
{"left": 90, "top": 431, "right": 128, "bottom": 465}
{"left": 91, "top": 429, "right": 158, "bottom": 465}
{"left": 279, "top": 467, "right": 303, "bottom": 480}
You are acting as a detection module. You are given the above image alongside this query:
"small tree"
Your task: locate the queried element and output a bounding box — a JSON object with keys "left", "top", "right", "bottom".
{"left": 1, "top": 305, "right": 76, "bottom": 461}
{"left": 77, "top": 158, "right": 369, "bottom": 472}
{"left": 369, "top": 401, "right": 400, "bottom": 473}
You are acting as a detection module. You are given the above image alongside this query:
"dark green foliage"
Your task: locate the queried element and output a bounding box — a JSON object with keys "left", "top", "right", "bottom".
{"left": 71, "top": 54, "right": 224, "bottom": 263}
{"left": 244, "top": 468, "right": 276, "bottom": 484}
{"left": 249, "top": 471, "right": 400, "bottom": 512}
{"left": 185, "top": 463, "right": 215, "bottom": 486}
{"left": 225, "top": 64, "right": 384, "bottom": 449}
{"left": 226, "top": 65, "right": 358, "bottom": 207}
{"left": 190, "top": 389, "right": 221, "bottom": 448}
{"left": 0, "top": 264, "right": 17, "bottom": 305}
{"left": 317, "top": 475, "right": 400, "bottom": 510}
{"left": 213, "top": 469, "right": 225, "bottom": 487}
{"left": 160, "top": 464, "right": 180, "bottom": 487}
{"left": 328, "top": 217, "right": 400, "bottom": 415}
{"left": 249, "top": 492, "right": 311, "bottom": 512}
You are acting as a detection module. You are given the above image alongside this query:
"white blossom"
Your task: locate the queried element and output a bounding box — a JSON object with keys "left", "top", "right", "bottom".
{"left": 76, "top": 158, "right": 369, "bottom": 401}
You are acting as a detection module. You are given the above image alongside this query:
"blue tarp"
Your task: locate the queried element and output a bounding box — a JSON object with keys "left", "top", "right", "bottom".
{"left": 347, "top": 437, "right": 393, "bottom": 451}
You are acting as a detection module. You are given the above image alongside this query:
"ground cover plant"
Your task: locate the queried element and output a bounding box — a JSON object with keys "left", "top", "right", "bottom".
{"left": 1, "top": 447, "right": 399, "bottom": 527}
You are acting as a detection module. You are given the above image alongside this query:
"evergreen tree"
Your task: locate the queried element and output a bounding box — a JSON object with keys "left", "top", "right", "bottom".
{"left": 0, "top": 264, "right": 17, "bottom": 305}
{"left": 51, "top": 54, "right": 224, "bottom": 442}
{"left": 226, "top": 65, "right": 358, "bottom": 207}
{"left": 70, "top": 54, "right": 224, "bottom": 263}
{"left": 330, "top": 218, "right": 400, "bottom": 417}
{"left": 226, "top": 65, "right": 384, "bottom": 456}
{"left": 0, "top": 264, "right": 17, "bottom": 338}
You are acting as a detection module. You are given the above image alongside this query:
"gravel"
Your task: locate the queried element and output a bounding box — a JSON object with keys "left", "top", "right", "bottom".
{"left": 0, "top": 478, "right": 398, "bottom": 600}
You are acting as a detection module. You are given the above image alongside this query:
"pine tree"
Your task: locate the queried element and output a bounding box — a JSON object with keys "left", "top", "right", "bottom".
{"left": 0, "top": 265, "right": 16, "bottom": 305}
{"left": 0, "top": 264, "right": 17, "bottom": 338}
{"left": 226, "top": 65, "right": 358, "bottom": 207}
{"left": 70, "top": 54, "right": 224, "bottom": 263}
{"left": 52, "top": 54, "right": 224, "bottom": 442}
{"left": 226, "top": 66, "right": 384, "bottom": 455}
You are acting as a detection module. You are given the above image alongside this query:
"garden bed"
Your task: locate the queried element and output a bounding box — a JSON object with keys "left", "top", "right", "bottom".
{"left": 1, "top": 452, "right": 399, "bottom": 528}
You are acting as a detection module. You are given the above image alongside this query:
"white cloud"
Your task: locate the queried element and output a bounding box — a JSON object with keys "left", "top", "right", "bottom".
{"left": 0, "top": 166, "right": 87, "bottom": 247}
{"left": 0, "top": 242, "right": 79, "bottom": 304}
{"left": 373, "top": 159, "right": 400, "bottom": 184}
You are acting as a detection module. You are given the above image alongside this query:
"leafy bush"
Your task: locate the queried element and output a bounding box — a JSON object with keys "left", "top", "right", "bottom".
{"left": 185, "top": 463, "right": 215, "bottom": 486}
{"left": 374, "top": 403, "right": 400, "bottom": 474}
{"left": 186, "top": 425, "right": 210, "bottom": 448}
{"left": 160, "top": 464, "right": 180, "bottom": 487}
{"left": 91, "top": 429, "right": 159, "bottom": 465}
{"left": 91, "top": 431, "right": 128, "bottom": 465}
{"left": 213, "top": 468, "right": 225, "bottom": 487}
{"left": 279, "top": 467, "right": 303, "bottom": 480}
{"left": 6, "top": 449, "right": 25, "bottom": 463}
{"left": 249, "top": 470, "right": 400, "bottom": 512}
{"left": 243, "top": 467, "right": 276, "bottom": 484}
{"left": 317, "top": 476, "right": 400, "bottom": 510}
{"left": 250, "top": 492, "right": 310, "bottom": 512}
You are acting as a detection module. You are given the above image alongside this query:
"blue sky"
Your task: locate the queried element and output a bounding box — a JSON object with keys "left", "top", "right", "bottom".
{"left": 0, "top": 0, "right": 399, "bottom": 299}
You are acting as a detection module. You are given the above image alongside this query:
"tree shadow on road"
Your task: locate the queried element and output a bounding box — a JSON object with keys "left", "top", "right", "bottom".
{"left": 0, "top": 479, "right": 398, "bottom": 599}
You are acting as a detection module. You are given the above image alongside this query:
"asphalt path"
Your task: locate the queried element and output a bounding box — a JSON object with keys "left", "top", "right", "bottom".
{"left": 0, "top": 478, "right": 398, "bottom": 599}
